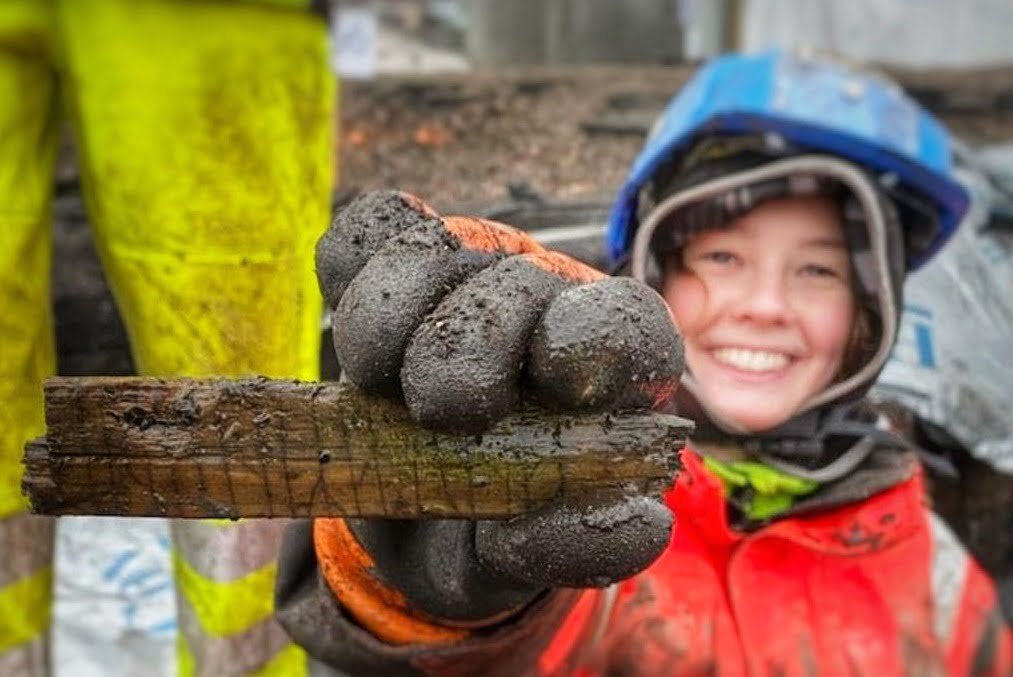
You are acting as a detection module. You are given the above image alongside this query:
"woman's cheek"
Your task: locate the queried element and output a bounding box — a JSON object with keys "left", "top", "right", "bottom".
{"left": 662, "top": 272, "right": 706, "bottom": 334}
{"left": 807, "top": 291, "right": 856, "bottom": 366}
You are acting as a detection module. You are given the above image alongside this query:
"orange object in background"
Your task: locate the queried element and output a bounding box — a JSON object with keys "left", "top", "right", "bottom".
{"left": 413, "top": 123, "right": 453, "bottom": 147}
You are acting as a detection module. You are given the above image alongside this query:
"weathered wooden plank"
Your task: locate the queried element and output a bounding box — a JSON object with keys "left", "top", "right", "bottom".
{"left": 24, "top": 377, "right": 690, "bottom": 519}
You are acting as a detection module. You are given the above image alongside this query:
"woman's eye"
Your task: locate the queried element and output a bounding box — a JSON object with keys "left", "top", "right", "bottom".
{"left": 701, "top": 250, "right": 736, "bottom": 265}
{"left": 800, "top": 264, "right": 841, "bottom": 278}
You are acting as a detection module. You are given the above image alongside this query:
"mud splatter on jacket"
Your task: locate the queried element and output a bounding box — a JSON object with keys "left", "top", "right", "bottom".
{"left": 275, "top": 448, "right": 1011, "bottom": 676}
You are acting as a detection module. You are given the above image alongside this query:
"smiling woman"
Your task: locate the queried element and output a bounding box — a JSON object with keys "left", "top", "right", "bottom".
{"left": 662, "top": 194, "right": 856, "bottom": 431}
{"left": 631, "top": 149, "right": 910, "bottom": 442}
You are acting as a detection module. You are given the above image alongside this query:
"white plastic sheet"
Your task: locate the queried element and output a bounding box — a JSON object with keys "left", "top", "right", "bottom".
{"left": 53, "top": 517, "right": 175, "bottom": 677}
{"left": 871, "top": 147, "right": 1013, "bottom": 473}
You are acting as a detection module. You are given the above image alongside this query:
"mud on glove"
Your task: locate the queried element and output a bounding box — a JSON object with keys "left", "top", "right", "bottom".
{"left": 309, "top": 190, "right": 683, "bottom": 644}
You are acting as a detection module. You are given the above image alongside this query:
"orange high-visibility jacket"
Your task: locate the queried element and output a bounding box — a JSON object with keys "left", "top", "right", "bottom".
{"left": 538, "top": 450, "right": 1009, "bottom": 676}
{"left": 279, "top": 448, "right": 1010, "bottom": 676}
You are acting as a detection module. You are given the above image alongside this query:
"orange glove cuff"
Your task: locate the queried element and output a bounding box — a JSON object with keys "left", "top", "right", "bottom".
{"left": 313, "top": 518, "right": 469, "bottom": 646}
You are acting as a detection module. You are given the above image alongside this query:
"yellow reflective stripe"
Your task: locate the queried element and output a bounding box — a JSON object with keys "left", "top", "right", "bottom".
{"left": 176, "top": 626, "right": 307, "bottom": 677}
{"left": 173, "top": 552, "right": 276, "bottom": 638}
{"left": 250, "top": 642, "right": 307, "bottom": 677}
{"left": 0, "top": 566, "right": 51, "bottom": 654}
{"left": 171, "top": 519, "right": 286, "bottom": 583}
{"left": 177, "top": 632, "right": 196, "bottom": 677}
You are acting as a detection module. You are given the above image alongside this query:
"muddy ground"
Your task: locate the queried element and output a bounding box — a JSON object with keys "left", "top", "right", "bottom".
{"left": 51, "top": 65, "right": 1012, "bottom": 603}
{"left": 336, "top": 64, "right": 1013, "bottom": 211}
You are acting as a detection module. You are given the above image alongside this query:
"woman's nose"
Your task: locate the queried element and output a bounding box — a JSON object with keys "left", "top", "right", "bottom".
{"left": 730, "top": 269, "right": 793, "bottom": 325}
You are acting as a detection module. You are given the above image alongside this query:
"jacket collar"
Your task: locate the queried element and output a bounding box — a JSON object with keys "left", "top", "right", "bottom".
{"left": 670, "top": 448, "right": 924, "bottom": 556}
{"left": 668, "top": 389, "right": 910, "bottom": 484}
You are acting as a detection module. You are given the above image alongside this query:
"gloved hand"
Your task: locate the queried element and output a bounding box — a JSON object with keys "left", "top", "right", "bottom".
{"left": 313, "top": 190, "right": 684, "bottom": 633}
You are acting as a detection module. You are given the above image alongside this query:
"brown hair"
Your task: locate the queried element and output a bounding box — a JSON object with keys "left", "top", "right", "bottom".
{"left": 838, "top": 301, "right": 880, "bottom": 381}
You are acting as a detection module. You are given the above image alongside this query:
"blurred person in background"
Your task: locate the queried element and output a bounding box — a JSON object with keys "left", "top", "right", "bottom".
{"left": 0, "top": 1, "right": 334, "bottom": 675}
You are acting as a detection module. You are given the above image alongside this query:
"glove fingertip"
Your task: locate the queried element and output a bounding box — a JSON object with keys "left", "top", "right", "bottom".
{"left": 528, "top": 278, "right": 684, "bottom": 412}
{"left": 316, "top": 190, "right": 441, "bottom": 309}
{"left": 402, "top": 255, "right": 567, "bottom": 432}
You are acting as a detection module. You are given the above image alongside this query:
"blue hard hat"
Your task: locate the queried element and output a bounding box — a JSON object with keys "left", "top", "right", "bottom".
{"left": 606, "top": 50, "right": 969, "bottom": 270}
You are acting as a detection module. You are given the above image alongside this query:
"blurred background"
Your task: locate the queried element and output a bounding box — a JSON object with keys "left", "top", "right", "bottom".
{"left": 50, "top": 1, "right": 1012, "bottom": 674}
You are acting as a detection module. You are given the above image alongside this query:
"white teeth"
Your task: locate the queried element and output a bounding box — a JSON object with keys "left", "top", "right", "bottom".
{"left": 712, "top": 348, "right": 790, "bottom": 372}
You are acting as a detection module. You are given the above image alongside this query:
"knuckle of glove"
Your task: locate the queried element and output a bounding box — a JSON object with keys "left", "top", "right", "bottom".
{"left": 402, "top": 253, "right": 573, "bottom": 432}
{"left": 316, "top": 190, "right": 439, "bottom": 310}
{"left": 475, "top": 495, "right": 674, "bottom": 589}
{"left": 401, "top": 249, "right": 608, "bottom": 431}
{"left": 528, "top": 277, "right": 684, "bottom": 412}
{"left": 322, "top": 191, "right": 545, "bottom": 400}
{"left": 333, "top": 218, "right": 500, "bottom": 396}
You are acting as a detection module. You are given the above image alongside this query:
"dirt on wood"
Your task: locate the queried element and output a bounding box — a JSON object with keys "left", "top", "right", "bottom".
{"left": 25, "top": 377, "right": 690, "bottom": 520}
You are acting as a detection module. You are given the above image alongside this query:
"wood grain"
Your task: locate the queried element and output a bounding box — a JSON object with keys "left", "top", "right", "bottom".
{"left": 23, "top": 377, "right": 690, "bottom": 519}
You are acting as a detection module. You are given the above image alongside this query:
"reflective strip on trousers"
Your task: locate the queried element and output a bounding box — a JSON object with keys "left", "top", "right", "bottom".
{"left": 176, "top": 593, "right": 305, "bottom": 677}
{"left": 0, "top": 512, "right": 53, "bottom": 661}
{"left": 173, "top": 520, "right": 304, "bottom": 676}
{"left": 0, "top": 633, "right": 49, "bottom": 677}
{"left": 0, "top": 567, "right": 52, "bottom": 656}
{"left": 171, "top": 520, "right": 288, "bottom": 583}
{"left": 0, "top": 512, "right": 53, "bottom": 591}
{"left": 930, "top": 513, "right": 970, "bottom": 644}
{"left": 179, "top": 637, "right": 307, "bottom": 677}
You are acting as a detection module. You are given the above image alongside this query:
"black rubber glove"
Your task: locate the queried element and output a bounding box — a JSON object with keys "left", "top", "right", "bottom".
{"left": 315, "top": 190, "right": 683, "bottom": 625}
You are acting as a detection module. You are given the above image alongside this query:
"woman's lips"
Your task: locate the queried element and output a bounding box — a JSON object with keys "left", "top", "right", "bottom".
{"left": 711, "top": 347, "right": 792, "bottom": 373}
{"left": 697, "top": 346, "right": 802, "bottom": 386}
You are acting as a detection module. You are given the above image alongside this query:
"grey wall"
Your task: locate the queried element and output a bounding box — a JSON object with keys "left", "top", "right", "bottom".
{"left": 466, "top": 0, "right": 682, "bottom": 66}
{"left": 739, "top": 0, "right": 1013, "bottom": 67}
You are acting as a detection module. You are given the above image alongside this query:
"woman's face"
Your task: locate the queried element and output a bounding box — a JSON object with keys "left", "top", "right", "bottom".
{"left": 662, "top": 195, "right": 856, "bottom": 432}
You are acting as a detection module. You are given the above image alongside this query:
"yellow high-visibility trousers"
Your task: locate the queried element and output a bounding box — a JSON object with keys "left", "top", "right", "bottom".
{"left": 0, "top": 4, "right": 60, "bottom": 674}
{"left": 0, "top": 1, "right": 334, "bottom": 675}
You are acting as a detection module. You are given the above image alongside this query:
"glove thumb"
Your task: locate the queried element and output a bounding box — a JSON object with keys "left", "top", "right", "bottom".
{"left": 475, "top": 494, "right": 673, "bottom": 589}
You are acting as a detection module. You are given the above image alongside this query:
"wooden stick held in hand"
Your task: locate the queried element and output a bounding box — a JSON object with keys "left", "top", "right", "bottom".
{"left": 23, "top": 377, "right": 690, "bottom": 520}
